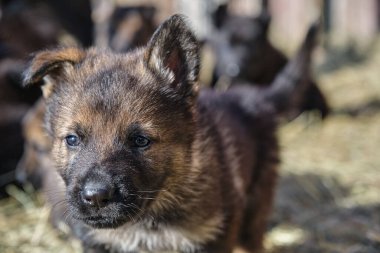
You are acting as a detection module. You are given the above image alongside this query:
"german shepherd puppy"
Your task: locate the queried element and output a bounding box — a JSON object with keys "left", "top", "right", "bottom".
{"left": 23, "top": 15, "right": 317, "bottom": 253}
{"left": 210, "top": 4, "right": 329, "bottom": 119}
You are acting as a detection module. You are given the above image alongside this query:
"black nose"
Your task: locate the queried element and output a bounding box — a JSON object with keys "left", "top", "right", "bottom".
{"left": 81, "top": 182, "right": 114, "bottom": 208}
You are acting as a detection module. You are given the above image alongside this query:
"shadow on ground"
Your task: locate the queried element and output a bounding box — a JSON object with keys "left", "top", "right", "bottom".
{"left": 268, "top": 173, "right": 380, "bottom": 253}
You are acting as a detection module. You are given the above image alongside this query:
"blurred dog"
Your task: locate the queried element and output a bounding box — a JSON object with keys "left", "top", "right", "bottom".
{"left": 16, "top": 99, "right": 51, "bottom": 189}
{"left": 108, "top": 6, "right": 157, "bottom": 52}
{"left": 210, "top": 5, "right": 330, "bottom": 119}
{"left": 24, "top": 15, "right": 317, "bottom": 253}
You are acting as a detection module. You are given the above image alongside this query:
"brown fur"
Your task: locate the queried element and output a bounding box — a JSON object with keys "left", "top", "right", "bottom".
{"left": 23, "top": 15, "right": 317, "bottom": 253}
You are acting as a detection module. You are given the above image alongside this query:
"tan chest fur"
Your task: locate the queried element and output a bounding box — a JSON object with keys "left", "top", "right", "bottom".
{"left": 88, "top": 215, "right": 224, "bottom": 253}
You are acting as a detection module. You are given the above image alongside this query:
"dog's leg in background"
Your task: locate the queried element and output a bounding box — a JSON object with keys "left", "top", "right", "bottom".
{"left": 239, "top": 138, "right": 279, "bottom": 252}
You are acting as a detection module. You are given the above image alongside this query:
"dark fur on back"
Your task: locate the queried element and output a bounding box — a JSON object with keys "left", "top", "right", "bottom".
{"left": 23, "top": 14, "right": 316, "bottom": 253}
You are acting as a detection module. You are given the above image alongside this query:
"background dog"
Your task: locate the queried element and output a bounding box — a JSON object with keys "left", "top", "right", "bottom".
{"left": 209, "top": 4, "right": 329, "bottom": 120}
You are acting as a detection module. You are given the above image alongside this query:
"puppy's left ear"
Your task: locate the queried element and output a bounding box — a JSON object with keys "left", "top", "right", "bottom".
{"left": 23, "top": 47, "right": 86, "bottom": 98}
{"left": 144, "top": 14, "right": 200, "bottom": 96}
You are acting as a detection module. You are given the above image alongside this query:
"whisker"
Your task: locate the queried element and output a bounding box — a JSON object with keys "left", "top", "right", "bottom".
{"left": 126, "top": 209, "right": 136, "bottom": 223}
{"left": 62, "top": 208, "right": 73, "bottom": 225}
{"left": 130, "top": 203, "right": 143, "bottom": 212}
{"left": 42, "top": 189, "right": 67, "bottom": 194}
{"left": 137, "top": 189, "right": 167, "bottom": 193}
{"left": 130, "top": 203, "right": 155, "bottom": 221}
{"left": 120, "top": 203, "right": 144, "bottom": 223}
{"left": 51, "top": 199, "right": 68, "bottom": 209}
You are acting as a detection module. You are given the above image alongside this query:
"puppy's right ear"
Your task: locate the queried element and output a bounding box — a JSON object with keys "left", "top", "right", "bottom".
{"left": 23, "top": 47, "right": 86, "bottom": 98}
{"left": 257, "top": 9, "right": 271, "bottom": 35}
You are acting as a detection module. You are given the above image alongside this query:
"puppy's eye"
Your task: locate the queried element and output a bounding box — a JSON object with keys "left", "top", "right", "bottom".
{"left": 65, "top": 135, "right": 80, "bottom": 147}
{"left": 132, "top": 135, "right": 150, "bottom": 148}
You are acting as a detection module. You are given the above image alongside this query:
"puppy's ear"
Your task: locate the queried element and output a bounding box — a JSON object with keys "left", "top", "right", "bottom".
{"left": 23, "top": 47, "right": 86, "bottom": 98}
{"left": 212, "top": 4, "right": 228, "bottom": 29}
{"left": 256, "top": 6, "right": 272, "bottom": 36}
{"left": 267, "top": 22, "right": 319, "bottom": 117}
{"left": 257, "top": 10, "right": 271, "bottom": 35}
{"left": 144, "top": 14, "right": 200, "bottom": 97}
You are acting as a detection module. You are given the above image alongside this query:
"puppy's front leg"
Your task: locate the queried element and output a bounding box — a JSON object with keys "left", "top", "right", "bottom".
{"left": 203, "top": 211, "right": 243, "bottom": 253}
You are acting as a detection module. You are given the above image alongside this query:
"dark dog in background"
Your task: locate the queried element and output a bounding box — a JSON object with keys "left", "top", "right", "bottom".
{"left": 108, "top": 6, "right": 157, "bottom": 52}
{"left": 23, "top": 14, "right": 317, "bottom": 252}
{"left": 15, "top": 99, "right": 51, "bottom": 189}
{"left": 210, "top": 4, "right": 330, "bottom": 119}
{"left": 15, "top": 99, "right": 68, "bottom": 230}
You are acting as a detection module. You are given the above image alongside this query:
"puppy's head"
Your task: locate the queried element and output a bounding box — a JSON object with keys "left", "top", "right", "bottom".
{"left": 24, "top": 15, "right": 200, "bottom": 228}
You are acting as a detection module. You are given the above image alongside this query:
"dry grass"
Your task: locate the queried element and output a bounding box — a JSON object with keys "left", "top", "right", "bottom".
{"left": 0, "top": 40, "right": 379, "bottom": 253}
{"left": 0, "top": 185, "right": 81, "bottom": 253}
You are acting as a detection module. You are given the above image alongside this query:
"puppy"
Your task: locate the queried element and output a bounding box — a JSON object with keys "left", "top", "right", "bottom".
{"left": 210, "top": 5, "right": 329, "bottom": 119}
{"left": 24, "top": 15, "right": 317, "bottom": 253}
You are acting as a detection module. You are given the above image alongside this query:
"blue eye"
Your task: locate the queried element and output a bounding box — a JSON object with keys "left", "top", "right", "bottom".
{"left": 133, "top": 135, "right": 150, "bottom": 148}
{"left": 65, "top": 135, "right": 80, "bottom": 147}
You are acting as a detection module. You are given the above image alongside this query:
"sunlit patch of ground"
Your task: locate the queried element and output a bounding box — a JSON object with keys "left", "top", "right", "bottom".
{"left": 0, "top": 40, "right": 379, "bottom": 253}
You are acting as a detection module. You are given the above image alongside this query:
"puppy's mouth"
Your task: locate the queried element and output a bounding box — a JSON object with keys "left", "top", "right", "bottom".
{"left": 67, "top": 178, "right": 160, "bottom": 229}
{"left": 69, "top": 187, "right": 145, "bottom": 228}
{"left": 79, "top": 214, "right": 129, "bottom": 228}
{"left": 72, "top": 199, "right": 145, "bottom": 228}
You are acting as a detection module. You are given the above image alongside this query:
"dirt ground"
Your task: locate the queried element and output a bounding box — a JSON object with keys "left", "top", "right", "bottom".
{"left": 0, "top": 40, "right": 379, "bottom": 253}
